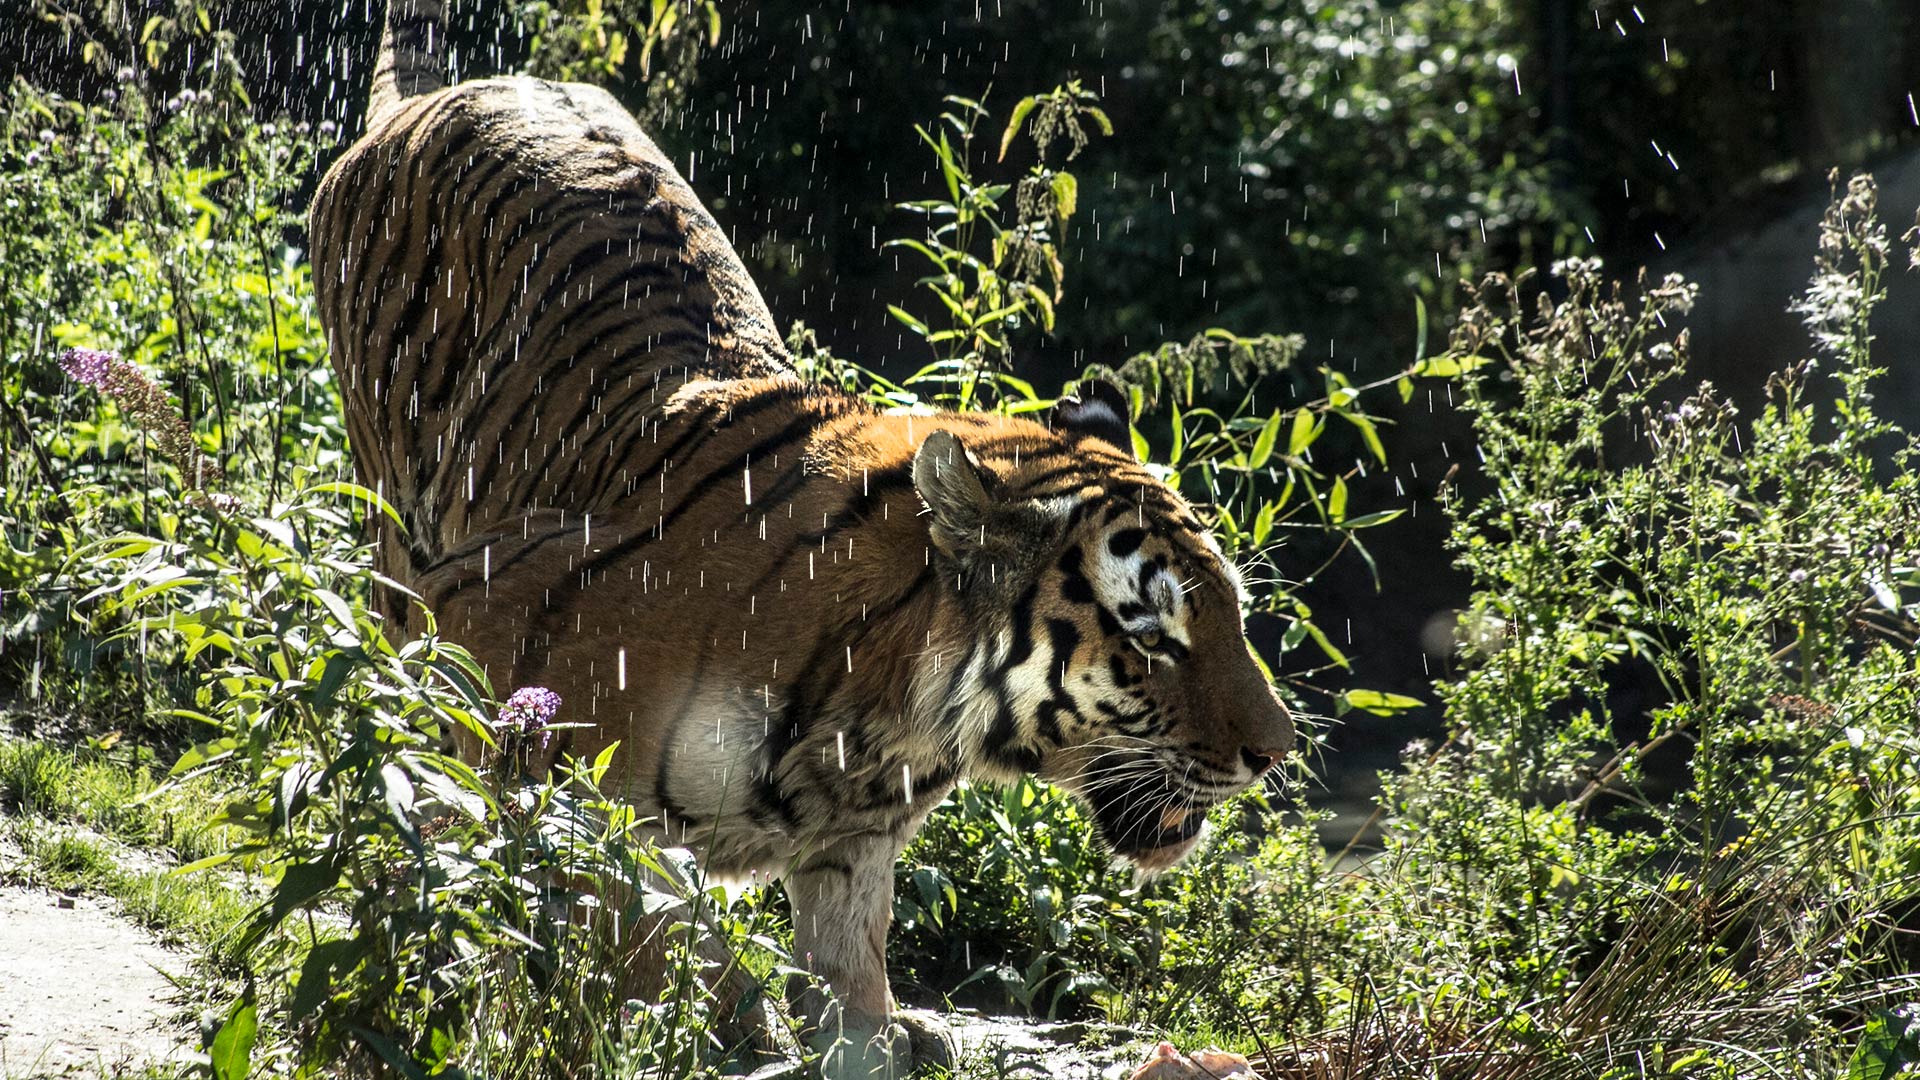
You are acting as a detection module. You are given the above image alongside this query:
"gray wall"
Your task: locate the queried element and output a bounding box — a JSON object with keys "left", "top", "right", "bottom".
{"left": 1658, "top": 152, "right": 1920, "bottom": 420}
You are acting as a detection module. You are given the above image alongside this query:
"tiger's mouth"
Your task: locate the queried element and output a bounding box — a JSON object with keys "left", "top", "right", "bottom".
{"left": 1079, "top": 777, "right": 1214, "bottom": 869}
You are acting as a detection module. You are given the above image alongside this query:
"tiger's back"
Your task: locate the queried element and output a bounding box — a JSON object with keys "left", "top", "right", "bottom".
{"left": 310, "top": 8, "right": 788, "bottom": 630}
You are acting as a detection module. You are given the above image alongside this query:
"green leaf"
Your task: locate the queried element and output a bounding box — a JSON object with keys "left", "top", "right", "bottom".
{"left": 1249, "top": 410, "right": 1282, "bottom": 470}
{"left": 998, "top": 96, "right": 1038, "bottom": 161}
{"left": 208, "top": 998, "right": 256, "bottom": 1080}
{"left": 1336, "top": 509, "right": 1407, "bottom": 530}
{"left": 416, "top": 752, "right": 499, "bottom": 817}
{"left": 1846, "top": 1006, "right": 1920, "bottom": 1080}
{"left": 1328, "top": 476, "right": 1348, "bottom": 522}
{"left": 1246, "top": 640, "right": 1277, "bottom": 683}
{"left": 310, "top": 588, "right": 356, "bottom": 631}
{"left": 883, "top": 237, "right": 951, "bottom": 271}
{"left": 1343, "top": 411, "right": 1387, "bottom": 464}
{"left": 275, "top": 763, "right": 313, "bottom": 831}
{"left": 357, "top": 1029, "right": 431, "bottom": 1080}
{"left": 1050, "top": 171, "right": 1078, "bottom": 220}
{"left": 92, "top": 535, "right": 161, "bottom": 560}
{"left": 308, "top": 652, "right": 357, "bottom": 711}
{"left": 937, "top": 131, "right": 962, "bottom": 204}
{"left": 378, "top": 763, "right": 420, "bottom": 849}
{"left": 309, "top": 481, "right": 405, "bottom": 530}
{"left": 589, "top": 740, "right": 623, "bottom": 787}
{"left": 1303, "top": 621, "right": 1350, "bottom": 670}
{"left": 289, "top": 938, "right": 359, "bottom": 1022}
{"left": 1413, "top": 354, "right": 1492, "bottom": 379}
{"left": 425, "top": 646, "right": 493, "bottom": 711}
{"left": 1214, "top": 505, "right": 1240, "bottom": 541}
{"left": 887, "top": 304, "right": 930, "bottom": 337}
{"left": 1288, "top": 409, "right": 1320, "bottom": 455}
{"left": 1252, "top": 501, "right": 1279, "bottom": 547}
{"left": 1412, "top": 294, "right": 1429, "bottom": 364}
{"left": 261, "top": 857, "right": 340, "bottom": 933}
{"left": 168, "top": 736, "right": 240, "bottom": 778}
{"left": 94, "top": 570, "right": 199, "bottom": 610}
{"left": 1340, "top": 689, "right": 1425, "bottom": 716}
{"left": 173, "top": 851, "right": 239, "bottom": 874}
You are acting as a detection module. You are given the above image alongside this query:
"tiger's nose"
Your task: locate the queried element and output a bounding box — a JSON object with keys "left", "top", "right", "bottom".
{"left": 1239, "top": 746, "right": 1285, "bottom": 776}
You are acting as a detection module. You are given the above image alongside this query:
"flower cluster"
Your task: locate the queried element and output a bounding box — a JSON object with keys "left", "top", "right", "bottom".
{"left": 59, "top": 347, "right": 114, "bottom": 387}
{"left": 60, "top": 346, "right": 226, "bottom": 493}
{"left": 499, "top": 686, "right": 563, "bottom": 749}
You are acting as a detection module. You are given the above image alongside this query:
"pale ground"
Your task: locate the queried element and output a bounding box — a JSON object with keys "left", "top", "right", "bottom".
{"left": 0, "top": 841, "right": 191, "bottom": 1079}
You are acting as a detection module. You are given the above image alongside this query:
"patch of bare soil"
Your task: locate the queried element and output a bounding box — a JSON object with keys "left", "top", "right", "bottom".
{"left": 0, "top": 885, "right": 191, "bottom": 1078}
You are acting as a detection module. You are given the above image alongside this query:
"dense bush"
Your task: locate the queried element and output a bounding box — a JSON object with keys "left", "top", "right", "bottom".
{"left": 1, "top": 9, "right": 336, "bottom": 728}
{"left": 898, "top": 177, "right": 1920, "bottom": 1076}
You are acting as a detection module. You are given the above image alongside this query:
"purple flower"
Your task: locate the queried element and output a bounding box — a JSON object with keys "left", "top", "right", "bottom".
{"left": 59, "top": 346, "right": 116, "bottom": 388}
{"left": 58, "top": 346, "right": 226, "bottom": 494}
{"left": 500, "top": 686, "right": 562, "bottom": 748}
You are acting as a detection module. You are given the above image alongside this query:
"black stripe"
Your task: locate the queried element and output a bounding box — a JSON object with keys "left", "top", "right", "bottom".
{"left": 1044, "top": 619, "right": 1081, "bottom": 691}
{"left": 996, "top": 583, "right": 1039, "bottom": 676}
{"left": 570, "top": 413, "right": 819, "bottom": 586}
{"left": 982, "top": 699, "right": 1041, "bottom": 773}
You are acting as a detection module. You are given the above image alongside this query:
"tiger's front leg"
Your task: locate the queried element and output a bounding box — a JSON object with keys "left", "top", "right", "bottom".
{"left": 785, "top": 835, "right": 954, "bottom": 1077}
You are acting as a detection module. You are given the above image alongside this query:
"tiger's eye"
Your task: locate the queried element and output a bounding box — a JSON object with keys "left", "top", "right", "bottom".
{"left": 1135, "top": 630, "right": 1164, "bottom": 650}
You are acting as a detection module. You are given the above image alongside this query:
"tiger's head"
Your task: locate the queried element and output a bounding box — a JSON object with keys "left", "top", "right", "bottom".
{"left": 912, "top": 383, "right": 1295, "bottom": 872}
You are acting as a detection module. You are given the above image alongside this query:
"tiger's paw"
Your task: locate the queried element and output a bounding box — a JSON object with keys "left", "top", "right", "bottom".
{"left": 893, "top": 1009, "right": 955, "bottom": 1072}
{"left": 810, "top": 1009, "right": 953, "bottom": 1079}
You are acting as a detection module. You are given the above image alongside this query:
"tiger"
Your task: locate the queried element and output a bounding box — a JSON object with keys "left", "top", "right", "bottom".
{"left": 310, "top": 0, "right": 1295, "bottom": 1072}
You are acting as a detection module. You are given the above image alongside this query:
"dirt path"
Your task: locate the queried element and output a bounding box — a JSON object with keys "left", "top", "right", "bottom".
{"left": 0, "top": 885, "right": 190, "bottom": 1078}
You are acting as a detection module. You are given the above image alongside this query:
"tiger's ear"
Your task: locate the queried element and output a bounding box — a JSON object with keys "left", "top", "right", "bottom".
{"left": 914, "top": 429, "right": 994, "bottom": 556}
{"left": 1049, "top": 379, "right": 1135, "bottom": 459}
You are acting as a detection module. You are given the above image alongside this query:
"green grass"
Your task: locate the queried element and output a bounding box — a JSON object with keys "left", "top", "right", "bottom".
{"left": 0, "top": 740, "right": 238, "bottom": 864}
{"left": 0, "top": 741, "right": 256, "bottom": 974}
{"left": 0, "top": 738, "right": 78, "bottom": 818}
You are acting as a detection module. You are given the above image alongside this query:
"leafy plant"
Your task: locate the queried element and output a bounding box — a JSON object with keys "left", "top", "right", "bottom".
{"left": 514, "top": 0, "right": 722, "bottom": 130}
{"left": 3, "top": 6, "right": 335, "bottom": 730}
